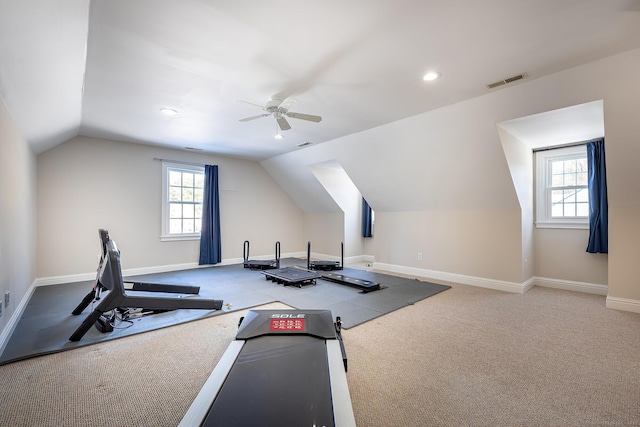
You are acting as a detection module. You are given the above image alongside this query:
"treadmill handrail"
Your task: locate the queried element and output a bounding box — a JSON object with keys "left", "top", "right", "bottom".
{"left": 178, "top": 341, "right": 245, "bottom": 427}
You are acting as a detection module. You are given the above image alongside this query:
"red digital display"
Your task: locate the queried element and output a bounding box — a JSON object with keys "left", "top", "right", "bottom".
{"left": 270, "top": 318, "right": 305, "bottom": 331}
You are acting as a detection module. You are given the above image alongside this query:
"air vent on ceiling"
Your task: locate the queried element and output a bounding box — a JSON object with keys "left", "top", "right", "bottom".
{"left": 486, "top": 73, "right": 528, "bottom": 89}
{"left": 297, "top": 141, "right": 313, "bottom": 147}
{"left": 184, "top": 147, "right": 203, "bottom": 151}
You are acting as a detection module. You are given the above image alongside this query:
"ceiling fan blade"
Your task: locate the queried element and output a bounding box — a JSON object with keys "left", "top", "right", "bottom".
{"left": 278, "top": 97, "right": 299, "bottom": 110}
{"left": 285, "top": 111, "right": 322, "bottom": 123}
{"left": 277, "top": 116, "right": 291, "bottom": 131}
{"left": 239, "top": 113, "right": 269, "bottom": 122}
{"left": 237, "top": 100, "right": 266, "bottom": 109}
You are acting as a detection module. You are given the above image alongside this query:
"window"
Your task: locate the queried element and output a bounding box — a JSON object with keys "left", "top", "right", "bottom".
{"left": 535, "top": 145, "right": 588, "bottom": 229}
{"left": 161, "top": 162, "right": 204, "bottom": 240}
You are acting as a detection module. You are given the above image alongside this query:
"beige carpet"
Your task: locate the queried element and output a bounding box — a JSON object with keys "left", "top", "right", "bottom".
{"left": 1, "top": 282, "right": 639, "bottom": 426}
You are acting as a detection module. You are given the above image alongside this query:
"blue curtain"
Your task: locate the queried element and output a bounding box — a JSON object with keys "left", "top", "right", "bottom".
{"left": 199, "top": 165, "right": 222, "bottom": 264}
{"left": 586, "top": 139, "right": 608, "bottom": 254}
{"left": 362, "top": 198, "right": 373, "bottom": 238}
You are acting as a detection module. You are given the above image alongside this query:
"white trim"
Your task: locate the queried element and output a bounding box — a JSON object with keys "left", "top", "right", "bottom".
{"left": 370, "top": 263, "right": 608, "bottom": 297}
{"left": 33, "top": 252, "right": 307, "bottom": 287}
{"left": 535, "top": 145, "right": 589, "bottom": 229}
{"left": 533, "top": 276, "right": 608, "bottom": 295}
{"left": 522, "top": 276, "right": 537, "bottom": 293}
{"left": 160, "top": 234, "right": 200, "bottom": 242}
{"left": 309, "top": 252, "right": 368, "bottom": 265}
{"left": 535, "top": 221, "right": 589, "bottom": 230}
{"left": 28, "top": 259, "right": 612, "bottom": 302}
{"left": 373, "top": 262, "right": 529, "bottom": 294}
{"left": 34, "top": 262, "right": 218, "bottom": 287}
{"left": 326, "top": 340, "right": 357, "bottom": 426}
{"left": 35, "top": 272, "right": 98, "bottom": 287}
{"left": 161, "top": 161, "right": 205, "bottom": 239}
{"left": 606, "top": 296, "right": 640, "bottom": 314}
{"left": 244, "top": 251, "right": 306, "bottom": 262}
{"left": 0, "top": 280, "right": 38, "bottom": 356}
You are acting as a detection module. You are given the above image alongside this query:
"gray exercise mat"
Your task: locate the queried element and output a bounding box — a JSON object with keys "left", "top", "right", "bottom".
{"left": 0, "top": 259, "right": 449, "bottom": 365}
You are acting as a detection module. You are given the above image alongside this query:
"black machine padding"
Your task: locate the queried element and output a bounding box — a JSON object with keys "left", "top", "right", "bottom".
{"left": 202, "top": 335, "right": 335, "bottom": 427}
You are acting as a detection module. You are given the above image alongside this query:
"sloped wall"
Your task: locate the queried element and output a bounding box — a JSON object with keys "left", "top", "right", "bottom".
{"left": 309, "top": 161, "right": 364, "bottom": 258}
{"left": 263, "top": 48, "right": 640, "bottom": 296}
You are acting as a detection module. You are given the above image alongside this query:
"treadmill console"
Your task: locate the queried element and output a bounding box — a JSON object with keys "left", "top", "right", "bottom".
{"left": 236, "top": 309, "right": 338, "bottom": 340}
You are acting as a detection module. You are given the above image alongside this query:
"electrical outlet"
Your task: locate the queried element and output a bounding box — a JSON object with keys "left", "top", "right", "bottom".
{"left": 417, "top": 252, "right": 423, "bottom": 261}
{"left": 4, "top": 291, "right": 9, "bottom": 308}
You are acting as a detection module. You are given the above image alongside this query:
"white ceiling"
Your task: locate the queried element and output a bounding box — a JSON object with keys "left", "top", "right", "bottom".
{"left": 1, "top": 0, "right": 639, "bottom": 160}
{"left": 498, "top": 100, "right": 605, "bottom": 149}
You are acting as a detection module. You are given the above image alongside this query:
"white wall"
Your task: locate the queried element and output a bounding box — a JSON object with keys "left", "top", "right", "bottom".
{"left": 36, "top": 136, "right": 305, "bottom": 278}
{"left": 498, "top": 127, "right": 535, "bottom": 282}
{"left": 534, "top": 229, "right": 607, "bottom": 284}
{"left": 263, "top": 48, "right": 640, "bottom": 302}
{"left": 0, "top": 96, "right": 37, "bottom": 339}
{"left": 600, "top": 51, "right": 640, "bottom": 306}
{"left": 609, "top": 207, "right": 640, "bottom": 302}
{"left": 308, "top": 161, "right": 364, "bottom": 258}
{"left": 304, "top": 212, "right": 344, "bottom": 260}
{"left": 373, "top": 210, "right": 522, "bottom": 282}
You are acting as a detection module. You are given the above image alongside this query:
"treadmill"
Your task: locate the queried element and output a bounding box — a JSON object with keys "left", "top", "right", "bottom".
{"left": 179, "top": 309, "right": 356, "bottom": 427}
{"left": 69, "top": 229, "right": 223, "bottom": 342}
{"left": 243, "top": 240, "right": 280, "bottom": 270}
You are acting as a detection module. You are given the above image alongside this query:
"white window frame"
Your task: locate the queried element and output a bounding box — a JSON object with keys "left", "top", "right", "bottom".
{"left": 535, "top": 145, "right": 589, "bottom": 229}
{"left": 161, "top": 162, "right": 205, "bottom": 241}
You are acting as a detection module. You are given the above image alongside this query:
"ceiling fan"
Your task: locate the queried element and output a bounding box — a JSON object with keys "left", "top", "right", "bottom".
{"left": 238, "top": 96, "right": 322, "bottom": 132}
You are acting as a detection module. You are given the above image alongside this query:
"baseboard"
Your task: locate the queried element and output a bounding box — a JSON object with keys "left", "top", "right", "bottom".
{"left": 309, "top": 252, "right": 368, "bottom": 265}
{"left": 369, "top": 262, "right": 610, "bottom": 296}
{"left": 33, "top": 252, "right": 308, "bottom": 287}
{"left": 244, "top": 251, "right": 306, "bottom": 262}
{"left": 533, "top": 277, "right": 608, "bottom": 295}
{"left": 606, "top": 296, "right": 640, "bottom": 314}
{"left": 372, "top": 262, "right": 529, "bottom": 294}
{"left": 31, "top": 256, "right": 612, "bottom": 300}
{"left": 0, "top": 280, "right": 37, "bottom": 356}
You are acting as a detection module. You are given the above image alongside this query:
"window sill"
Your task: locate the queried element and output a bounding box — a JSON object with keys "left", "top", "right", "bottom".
{"left": 535, "top": 221, "right": 588, "bottom": 230}
{"left": 161, "top": 234, "right": 201, "bottom": 242}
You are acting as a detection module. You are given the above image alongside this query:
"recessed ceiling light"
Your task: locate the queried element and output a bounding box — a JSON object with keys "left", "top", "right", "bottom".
{"left": 423, "top": 71, "right": 442, "bottom": 81}
{"left": 160, "top": 108, "right": 178, "bottom": 116}
{"left": 274, "top": 132, "right": 284, "bottom": 140}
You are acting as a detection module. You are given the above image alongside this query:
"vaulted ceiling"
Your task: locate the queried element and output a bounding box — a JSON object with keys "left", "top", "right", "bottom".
{"left": 1, "top": 0, "right": 639, "bottom": 160}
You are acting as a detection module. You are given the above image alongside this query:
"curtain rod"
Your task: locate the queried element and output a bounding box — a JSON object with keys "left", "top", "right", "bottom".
{"left": 153, "top": 157, "right": 206, "bottom": 167}
{"left": 532, "top": 137, "right": 603, "bottom": 153}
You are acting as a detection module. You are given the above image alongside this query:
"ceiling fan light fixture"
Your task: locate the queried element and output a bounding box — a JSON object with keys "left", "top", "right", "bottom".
{"left": 423, "top": 71, "right": 441, "bottom": 81}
